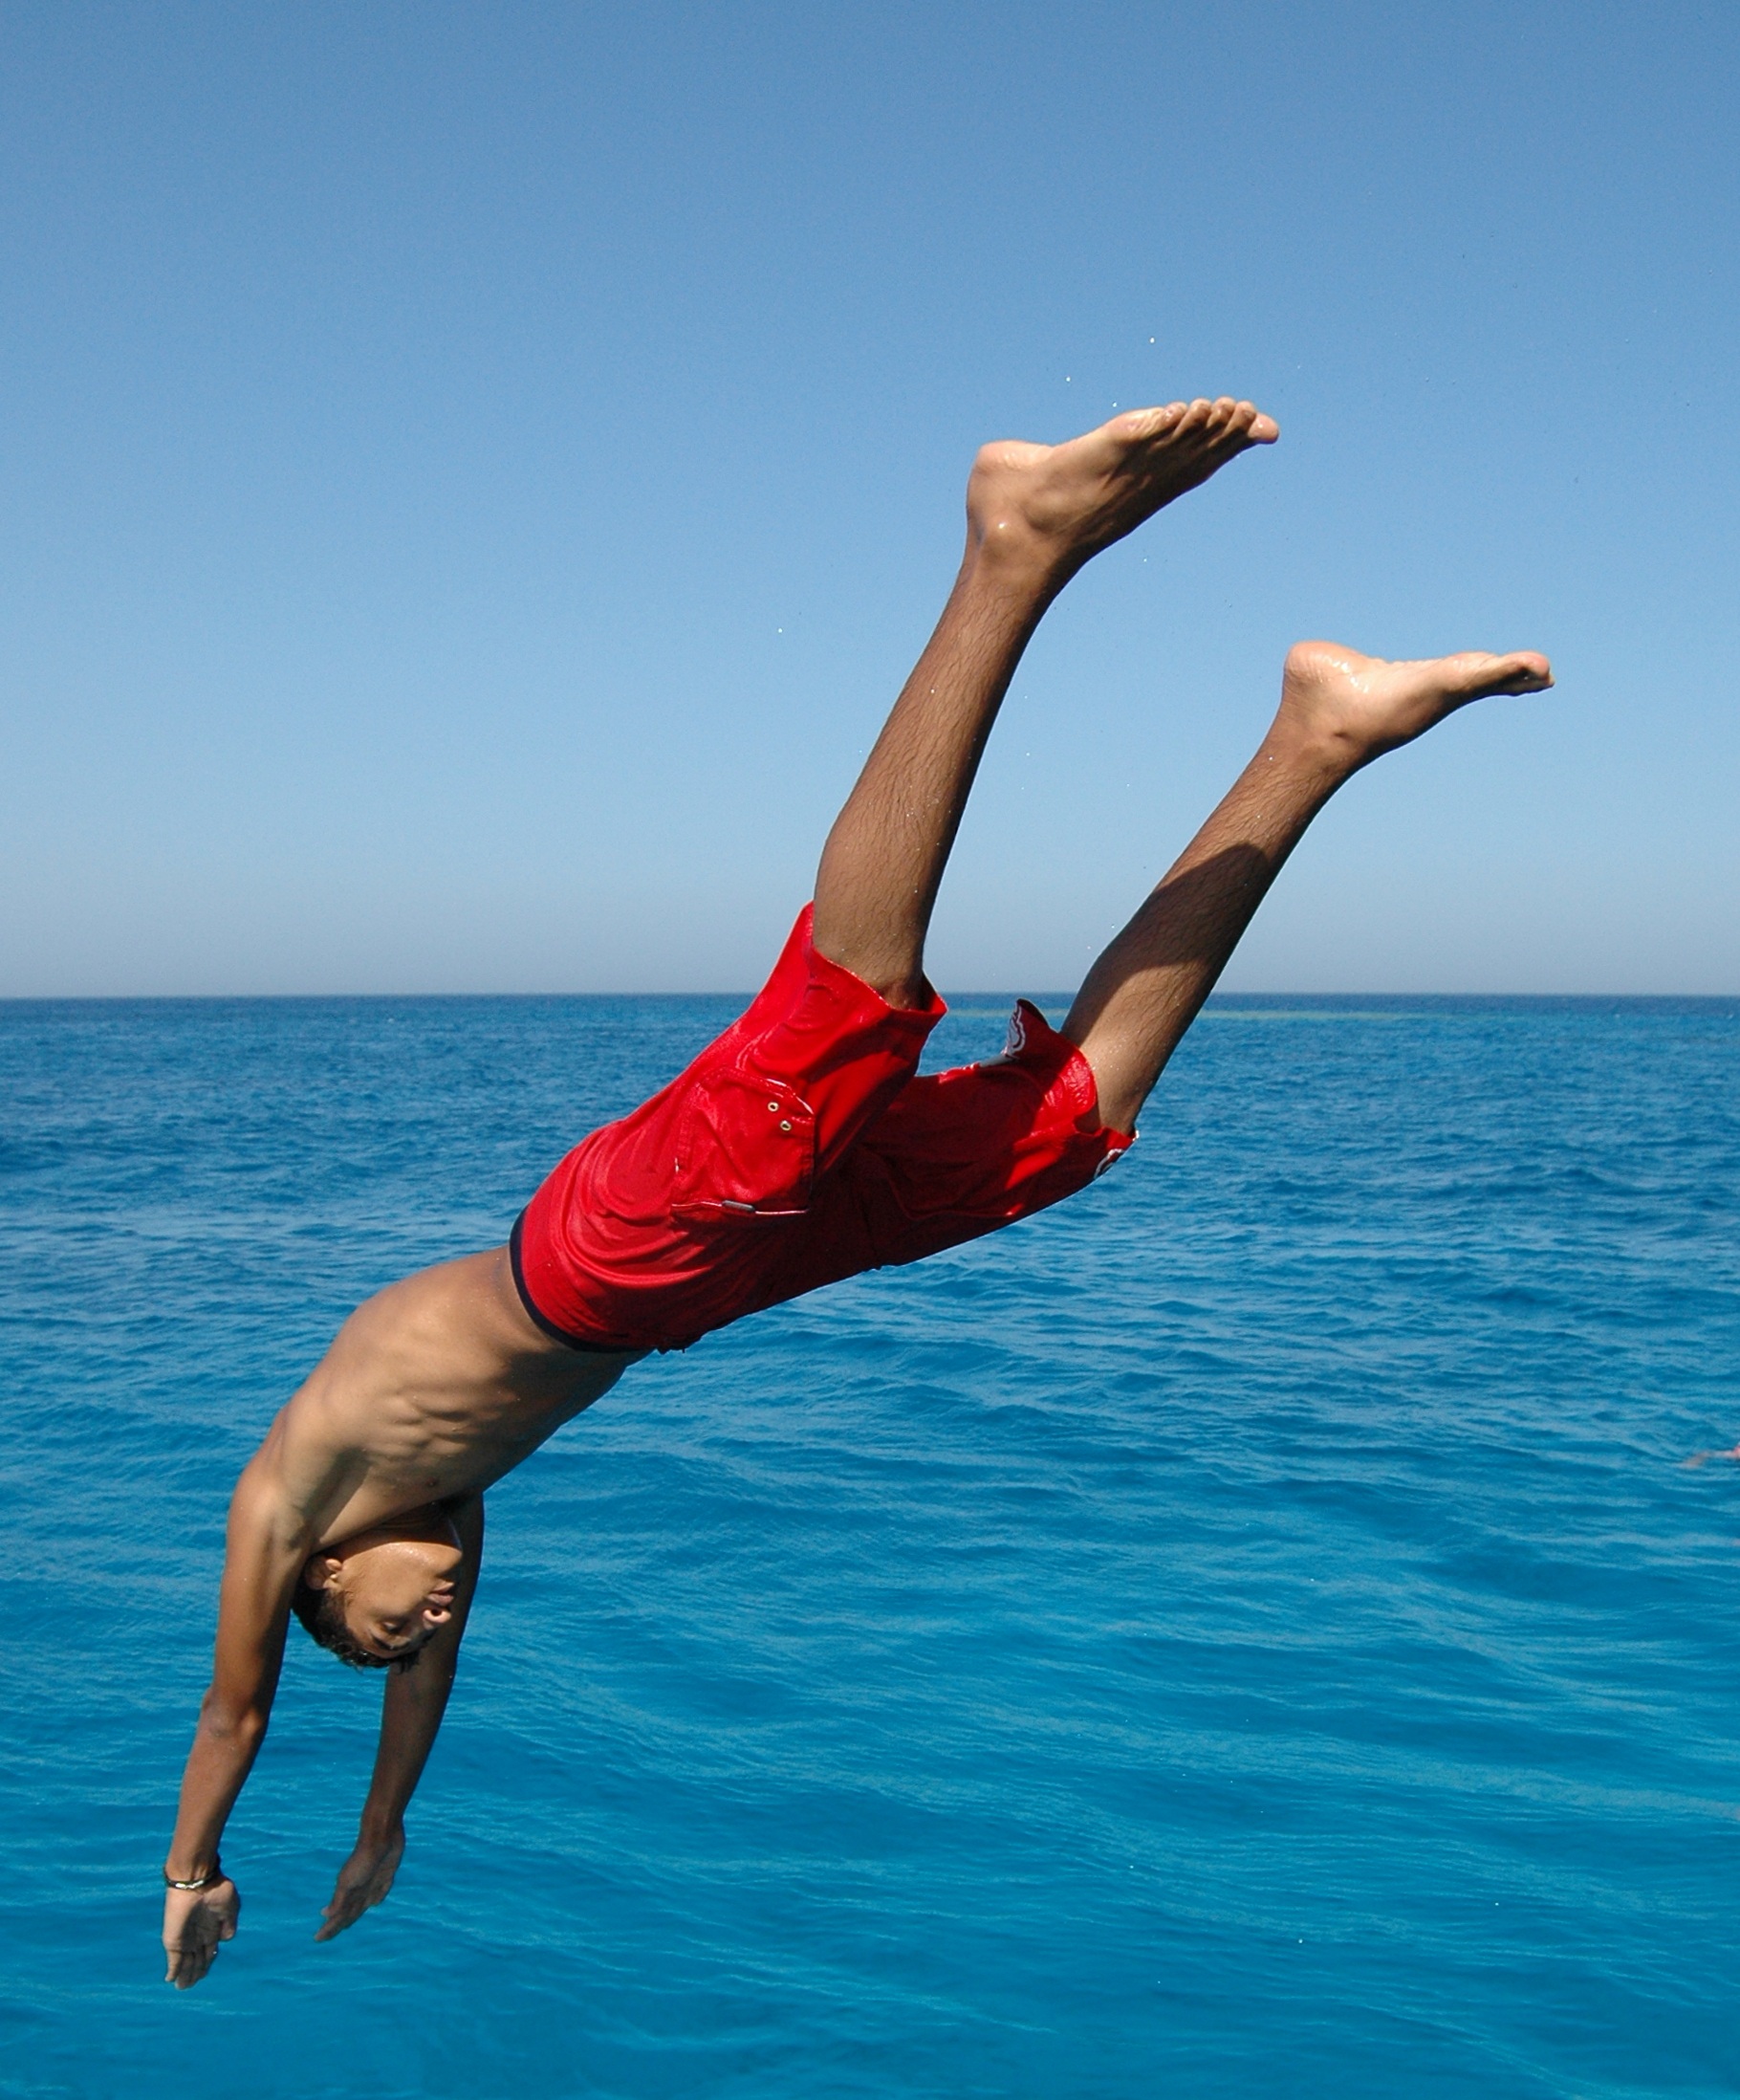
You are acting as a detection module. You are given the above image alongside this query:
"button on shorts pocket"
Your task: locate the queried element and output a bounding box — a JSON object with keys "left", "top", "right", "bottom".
{"left": 670, "top": 1069, "right": 816, "bottom": 1222}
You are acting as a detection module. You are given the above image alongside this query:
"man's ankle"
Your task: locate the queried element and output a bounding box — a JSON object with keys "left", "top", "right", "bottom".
{"left": 956, "top": 536, "right": 1067, "bottom": 615}
{"left": 1255, "top": 716, "right": 1363, "bottom": 793}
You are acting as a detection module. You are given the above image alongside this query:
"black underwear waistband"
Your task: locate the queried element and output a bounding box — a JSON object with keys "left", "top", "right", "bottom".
{"left": 508, "top": 1211, "right": 625, "bottom": 1354}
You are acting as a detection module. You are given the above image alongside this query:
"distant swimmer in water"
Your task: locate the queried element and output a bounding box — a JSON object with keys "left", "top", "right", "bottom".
{"left": 163, "top": 400, "right": 1554, "bottom": 1986}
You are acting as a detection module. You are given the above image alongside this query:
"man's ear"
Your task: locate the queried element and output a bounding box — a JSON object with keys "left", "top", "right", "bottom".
{"left": 302, "top": 1553, "right": 344, "bottom": 1593}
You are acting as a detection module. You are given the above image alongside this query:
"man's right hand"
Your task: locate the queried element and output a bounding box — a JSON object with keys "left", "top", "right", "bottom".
{"left": 162, "top": 1878, "right": 239, "bottom": 1989}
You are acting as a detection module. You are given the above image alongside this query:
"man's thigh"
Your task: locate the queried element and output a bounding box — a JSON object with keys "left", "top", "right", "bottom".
{"left": 774, "top": 1000, "right": 1134, "bottom": 1300}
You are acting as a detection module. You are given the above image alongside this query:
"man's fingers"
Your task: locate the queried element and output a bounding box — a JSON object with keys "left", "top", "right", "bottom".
{"left": 314, "top": 1857, "right": 396, "bottom": 1941}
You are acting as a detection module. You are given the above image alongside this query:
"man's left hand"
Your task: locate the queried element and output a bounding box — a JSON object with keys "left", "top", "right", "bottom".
{"left": 315, "top": 1827, "right": 404, "bottom": 1941}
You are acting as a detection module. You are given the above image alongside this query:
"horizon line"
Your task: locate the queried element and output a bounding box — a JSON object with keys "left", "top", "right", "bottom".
{"left": 3, "top": 988, "right": 1737, "bottom": 1007}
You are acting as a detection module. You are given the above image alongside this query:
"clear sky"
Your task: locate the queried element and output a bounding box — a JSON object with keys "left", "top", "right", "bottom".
{"left": 2, "top": 1, "right": 1734, "bottom": 996}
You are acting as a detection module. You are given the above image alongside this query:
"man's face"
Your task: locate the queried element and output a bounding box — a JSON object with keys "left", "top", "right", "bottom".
{"left": 307, "top": 1512, "right": 464, "bottom": 1664}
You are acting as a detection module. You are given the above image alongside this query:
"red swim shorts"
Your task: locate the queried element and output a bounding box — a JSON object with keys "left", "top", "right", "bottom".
{"left": 511, "top": 906, "right": 1133, "bottom": 1353}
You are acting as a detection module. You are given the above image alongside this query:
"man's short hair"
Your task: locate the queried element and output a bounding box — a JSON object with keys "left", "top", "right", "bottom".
{"left": 290, "top": 1579, "right": 422, "bottom": 1673}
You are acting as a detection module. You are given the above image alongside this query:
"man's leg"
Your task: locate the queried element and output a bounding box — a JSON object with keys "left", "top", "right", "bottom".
{"left": 812, "top": 398, "right": 1278, "bottom": 1009}
{"left": 1063, "top": 640, "right": 1554, "bottom": 1133}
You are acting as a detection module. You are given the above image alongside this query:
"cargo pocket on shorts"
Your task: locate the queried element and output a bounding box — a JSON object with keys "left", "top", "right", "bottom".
{"left": 670, "top": 1069, "right": 816, "bottom": 1223}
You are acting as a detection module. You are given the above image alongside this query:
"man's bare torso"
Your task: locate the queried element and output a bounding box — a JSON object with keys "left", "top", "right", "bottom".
{"left": 261, "top": 1249, "right": 642, "bottom": 1547}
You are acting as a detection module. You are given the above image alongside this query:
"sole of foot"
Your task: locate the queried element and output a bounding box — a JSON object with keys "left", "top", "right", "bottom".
{"left": 968, "top": 397, "right": 1279, "bottom": 582}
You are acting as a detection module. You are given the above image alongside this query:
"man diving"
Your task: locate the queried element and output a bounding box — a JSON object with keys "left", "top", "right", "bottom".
{"left": 163, "top": 397, "right": 1552, "bottom": 1986}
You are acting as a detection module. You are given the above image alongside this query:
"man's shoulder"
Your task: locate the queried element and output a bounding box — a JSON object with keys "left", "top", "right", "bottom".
{"left": 228, "top": 1400, "right": 352, "bottom": 1548}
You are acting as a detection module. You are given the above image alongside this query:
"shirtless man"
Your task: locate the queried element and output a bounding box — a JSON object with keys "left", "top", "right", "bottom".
{"left": 163, "top": 398, "right": 1552, "bottom": 1987}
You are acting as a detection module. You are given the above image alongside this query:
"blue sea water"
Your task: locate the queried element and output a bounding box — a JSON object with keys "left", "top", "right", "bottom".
{"left": 1, "top": 990, "right": 1737, "bottom": 2098}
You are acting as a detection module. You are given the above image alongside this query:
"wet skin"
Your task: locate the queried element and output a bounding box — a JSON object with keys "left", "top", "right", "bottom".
{"left": 302, "top": 1508, "right": 468, "bottom": 1663}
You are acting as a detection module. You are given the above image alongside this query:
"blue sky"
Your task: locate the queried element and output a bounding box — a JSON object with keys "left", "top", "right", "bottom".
{"left": 2, "top": 1, "right": 1734, "bottom": 995}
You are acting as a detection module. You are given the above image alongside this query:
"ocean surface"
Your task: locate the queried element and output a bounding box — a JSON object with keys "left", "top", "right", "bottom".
{"left": 1, "top": 990, "right": 1736, "bottom": 2099}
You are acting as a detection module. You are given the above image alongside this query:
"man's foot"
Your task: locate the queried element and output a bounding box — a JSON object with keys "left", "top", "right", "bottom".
{"left": 966, "top": 398, "right": 1278, "bottom": 585}
{"left": 1275, "top": 639, "right": 1555, "bottom": 774}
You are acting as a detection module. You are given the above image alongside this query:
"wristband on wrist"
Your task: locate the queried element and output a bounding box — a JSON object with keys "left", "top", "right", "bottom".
{"left": 163, "top": 1858, "right": 224, "bottom": 1892}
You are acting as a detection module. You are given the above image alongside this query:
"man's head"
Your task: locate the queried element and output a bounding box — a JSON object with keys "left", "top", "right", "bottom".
{"left": 292, "top": 1507, "right": 464, "bottom": 1671}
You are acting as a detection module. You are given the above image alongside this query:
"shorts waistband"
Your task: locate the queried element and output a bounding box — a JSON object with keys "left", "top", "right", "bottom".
{"left": 509, "top": 1211, "right": 630, "bottom": 1353}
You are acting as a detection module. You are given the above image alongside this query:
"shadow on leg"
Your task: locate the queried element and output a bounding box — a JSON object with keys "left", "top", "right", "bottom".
{"left": 1063, "top": 843, "right": 1292, "bottom": 1136}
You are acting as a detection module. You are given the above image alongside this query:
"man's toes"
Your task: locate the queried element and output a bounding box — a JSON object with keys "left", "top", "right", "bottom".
{"left": 1446, "top": 649, "right": 1554, "bottom": 698}
{"left": 1468, "top": 650, "right": 1553, "bottom": 692}
{"left": 1111, "top": 403, "right": 1185, "bottom": 442}
{"left": 1487, "top": 650, "right": 1553, "bottom": 693}
{"left": 1115, "top": 395, "right": 1277, "bottom": 452}
{"left": 1205, "top": 400, "right": 1274, "bottom": 453}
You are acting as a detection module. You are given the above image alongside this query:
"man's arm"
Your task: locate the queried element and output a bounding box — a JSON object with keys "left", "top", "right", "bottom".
{"left": 162, "top": 1457, "right": 319, "bottom": 1988}
{"left": 314, "top": 1493, "right": 486, "bottom": 1943}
